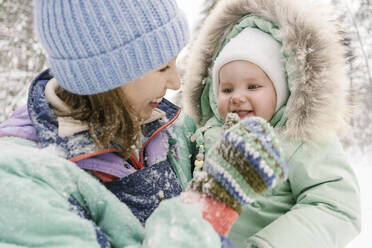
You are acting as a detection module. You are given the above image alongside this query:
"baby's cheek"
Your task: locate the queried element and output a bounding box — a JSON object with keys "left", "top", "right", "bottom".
{"left": 217, "top": 102, "right": 228, "bottom": 120}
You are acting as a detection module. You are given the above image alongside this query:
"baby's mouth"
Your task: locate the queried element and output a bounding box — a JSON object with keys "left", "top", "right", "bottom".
{"left": 232, "top": 109, "right": 252, "bottom": 114}
{"left": 232, "top": 110, "right": 253, "bottom": 118}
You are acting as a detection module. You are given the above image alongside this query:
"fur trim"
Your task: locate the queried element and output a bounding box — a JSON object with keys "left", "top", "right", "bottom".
{"left": 181, "top": 0, "right": 351, "bottom": 141}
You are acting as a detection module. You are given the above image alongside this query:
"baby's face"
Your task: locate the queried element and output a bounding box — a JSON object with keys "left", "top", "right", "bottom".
{"left": 217, "top": 60, "right": 277, "bottom": 121}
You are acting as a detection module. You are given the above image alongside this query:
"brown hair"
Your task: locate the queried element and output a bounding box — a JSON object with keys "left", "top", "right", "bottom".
{"left": 55, "top": 86, "right": 141, "bottom": 159}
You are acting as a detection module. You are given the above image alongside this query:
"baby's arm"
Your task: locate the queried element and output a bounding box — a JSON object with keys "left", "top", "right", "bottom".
{"left": 240, "top": 136, "right": 361, "bottom": 248}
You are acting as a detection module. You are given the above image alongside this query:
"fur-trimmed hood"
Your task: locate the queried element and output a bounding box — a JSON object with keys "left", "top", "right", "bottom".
{"left": 182, "top": 0, "right": 350, "bottom": 141}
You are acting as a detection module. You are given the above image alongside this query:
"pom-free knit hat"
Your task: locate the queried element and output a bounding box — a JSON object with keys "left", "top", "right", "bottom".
{"left": 34, "top": 0, "right": 189, "bottom": 95}
{"left": 212, "top": 28, "right": 288, "bottom": 112}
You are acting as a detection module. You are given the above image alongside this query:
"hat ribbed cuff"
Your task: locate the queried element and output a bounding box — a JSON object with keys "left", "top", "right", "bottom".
{"left": 49, "top": 13, "right": 188, "bottom": 95}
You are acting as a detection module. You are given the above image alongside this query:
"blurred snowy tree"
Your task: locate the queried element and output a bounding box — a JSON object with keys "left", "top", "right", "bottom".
{"left": 331, "top": 0, "right": 372, "bottom": 151}
{"left": 0, "top": 0, "right": 46, "bottom": 122}
{"left": 191, "top": 0, "right": 221, "bottom": 37}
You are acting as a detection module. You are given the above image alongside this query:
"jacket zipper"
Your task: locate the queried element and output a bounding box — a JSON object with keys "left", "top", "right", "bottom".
{"left": 130, "top": 108, "right": 181, "bottom": 170}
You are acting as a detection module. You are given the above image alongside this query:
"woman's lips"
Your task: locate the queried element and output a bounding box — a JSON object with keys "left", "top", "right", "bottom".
{"left": 148, "top": 97, "right": 162, "bottom": 108}
{"left": 148, "top": 102, "right": 159, "bottom": 108}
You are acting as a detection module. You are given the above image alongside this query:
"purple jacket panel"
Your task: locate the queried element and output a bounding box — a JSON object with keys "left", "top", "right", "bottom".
{"left": 0, "top": 105, "right": 136, "bottom": 178}
{"left": 0, "top": 105, "right": 38, "bottom": 141}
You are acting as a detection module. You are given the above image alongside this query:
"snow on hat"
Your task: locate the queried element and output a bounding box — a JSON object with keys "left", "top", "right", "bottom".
{"left": 34, "top": 0, "right": 189, "bottom": 95}
{"left": 212, "top": 28, "right": 288, "bottom": 112}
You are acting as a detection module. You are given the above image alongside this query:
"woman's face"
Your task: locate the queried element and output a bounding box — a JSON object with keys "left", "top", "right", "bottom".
{"left": 120, "top": 58, "right": 180, "bottom": 121}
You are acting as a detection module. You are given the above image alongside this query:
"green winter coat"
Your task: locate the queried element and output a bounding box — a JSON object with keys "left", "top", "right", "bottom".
{"left": 229, "top": 134, "right": 360, "bottom": 248}
{"left": 0, "top": 111, "right": 221, "bottom": 248}
{"left": 181, "top": 0, "right": 361, "bottom": 247}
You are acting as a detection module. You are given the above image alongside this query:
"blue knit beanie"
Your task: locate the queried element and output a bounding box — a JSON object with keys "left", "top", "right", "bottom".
{"left": 34, "top": 0, "right": 189, "bottom": 95}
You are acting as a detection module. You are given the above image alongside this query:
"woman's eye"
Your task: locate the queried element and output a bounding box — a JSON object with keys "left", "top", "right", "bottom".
{"left": 222, "top": 88, "right": 233, "bottom": 93}
{"left": 248, "top": 84, "right": 259, "bottom": 89}
{"left": 159, "top": 65, "right": 170, "bottom": 72}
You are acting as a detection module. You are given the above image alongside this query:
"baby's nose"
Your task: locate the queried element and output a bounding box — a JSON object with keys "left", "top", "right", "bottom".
{"left": 231, "top": 94, "right": 247, "bottom": 104}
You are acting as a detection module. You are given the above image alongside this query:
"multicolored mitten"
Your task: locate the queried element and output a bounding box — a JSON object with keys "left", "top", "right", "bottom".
{"left": 184, "top": 114, "right": 288, "bottom": 235}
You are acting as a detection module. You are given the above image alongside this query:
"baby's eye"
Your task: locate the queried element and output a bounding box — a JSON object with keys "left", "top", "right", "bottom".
{"left": 248, "top": 84, "right": 259, "bottom": 90}
{"left": 222, "top": 88, "right": 233, "bottom": 93}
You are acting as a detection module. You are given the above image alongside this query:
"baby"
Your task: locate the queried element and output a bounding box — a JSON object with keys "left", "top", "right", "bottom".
{"left": 182, "top": 27, "right": 289, "bottom": 236}
{"left": 181, "top": 0, "right": 361, "bottom": 246}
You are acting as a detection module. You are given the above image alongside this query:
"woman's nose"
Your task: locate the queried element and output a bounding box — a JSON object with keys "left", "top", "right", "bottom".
{"left": 166, "top": 69, "right": 181, "bottom": 90}
{"left": 166, "top": 77, "right": 180, "bottom": 90}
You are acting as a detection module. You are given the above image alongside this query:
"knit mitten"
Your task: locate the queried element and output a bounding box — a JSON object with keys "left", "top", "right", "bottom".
{"left": 183, "top": 114, "right": 288, "bottom": 235}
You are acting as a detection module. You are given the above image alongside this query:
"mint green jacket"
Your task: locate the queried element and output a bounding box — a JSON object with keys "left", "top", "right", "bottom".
{"left": 180, "top": 0, "right": 362, "bottom": 247}
{"left": 0, "top": 110, "right": 221, "bottom": 248}
{"left": 229, "top": 134, "right": 360, "bottom": 248}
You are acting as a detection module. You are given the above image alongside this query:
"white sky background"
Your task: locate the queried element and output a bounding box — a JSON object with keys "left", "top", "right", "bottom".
{"left": 176, "top": 0, "right": 203, "bottom": 30}
{"left": 175, "top": 1, "right": 371, "bottom": 247}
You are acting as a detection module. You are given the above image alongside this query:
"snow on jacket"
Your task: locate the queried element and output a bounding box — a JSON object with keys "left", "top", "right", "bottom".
{"left": 180, "top": 0, "right": 361, "bottom": 247}
{"left": 0, "top": 70, "right": 226, "bottom": 247}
